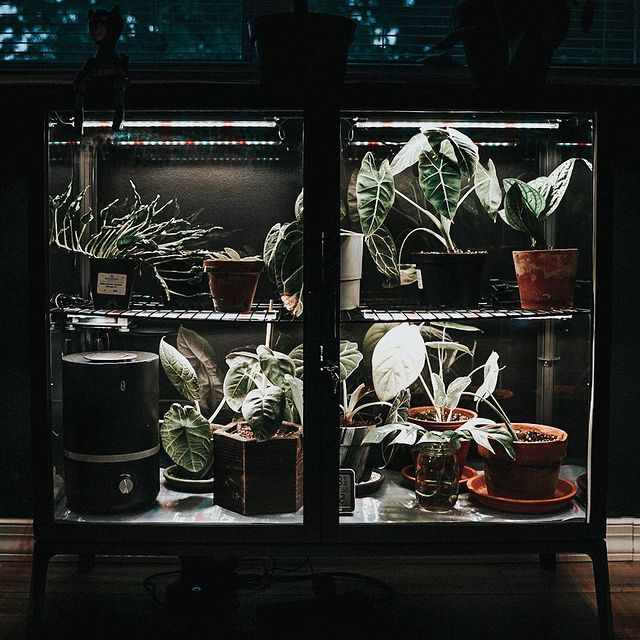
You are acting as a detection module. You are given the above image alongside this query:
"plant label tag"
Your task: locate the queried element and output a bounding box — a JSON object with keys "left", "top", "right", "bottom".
{"left": 416, "top": 268, "right": 423, "bottom": 290}
{"left": 96, "top": 272, "right": 127, "bottom": 296}
{"left": 339, "top": 468, "right": 356, "bottom": 514}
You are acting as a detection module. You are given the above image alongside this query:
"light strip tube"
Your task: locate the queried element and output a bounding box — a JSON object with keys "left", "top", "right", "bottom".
{"left": 556, "top": 142, "right": 592, "bottom": 147}
{"left": 349, "top": 141, "right": 517, "bottom": 147}
{"left": 354, "top": 120, "right": 561, "bottom": 130}
{"left": 50, "top": 140, "right": 280, "bottom": 147}
{"left": 82, "top": 120, "right": 278, "bottom": 129}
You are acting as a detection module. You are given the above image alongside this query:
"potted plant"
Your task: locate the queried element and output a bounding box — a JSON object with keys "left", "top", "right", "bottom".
{"left": 248, "top": 0, "right": 356, "bottom": 89}
{"left": 214, "top": 343, "right": 304, "bottom": 515}
{"left": 203, "top": 247, "right": 263, "bottom": 313}
{"left": 482, "top": 157, "right": 592, "bottom": 309}
{"left": 50, "top": 181, "right": 222, "bottom": 309}
{"left": 264, "top": 191, "right": 304, "bottom": 317}
{"left": 158, "top": 327, "right": 227, "bottom": 493}
{"left": 354, "top": 127, "right": 496, "bottom": 307}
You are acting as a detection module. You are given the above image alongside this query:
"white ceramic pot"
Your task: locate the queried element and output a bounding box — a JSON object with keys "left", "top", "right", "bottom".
{"left": 340, "top": 231, "right": 364, "bottom": 310}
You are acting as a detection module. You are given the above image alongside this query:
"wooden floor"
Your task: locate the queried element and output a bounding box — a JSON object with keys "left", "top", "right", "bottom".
{"left": 1, "top": 556, "right": 639, "bottom": 639}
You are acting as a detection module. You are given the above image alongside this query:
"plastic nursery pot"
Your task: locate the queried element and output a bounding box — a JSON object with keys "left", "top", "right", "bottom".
{"left": 203, "top": 258, "right": 263, "bottom": 313}
{"left": 89, "top": 257, "right": 139, "bottom": 310}
{"left": 248, "top": 11, "right": 356, "bottom": 88}
{"left": 477, "top": 423, "right": 568, "bottom": 500}
{"left": 340, "top": 231, "right": 364, "bottom": 311}
{"left": 512, "top": 249, "right": 578, "bottom": 310}
{"left": 339, "top": 416, "right": 378, "bottom": 483}
{"left": 412, "top": 251, "right": 488, "bottom": 308}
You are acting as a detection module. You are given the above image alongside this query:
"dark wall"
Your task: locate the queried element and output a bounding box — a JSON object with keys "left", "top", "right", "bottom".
{"left": 0, "top": 83, "right": 638, "bottom": 519}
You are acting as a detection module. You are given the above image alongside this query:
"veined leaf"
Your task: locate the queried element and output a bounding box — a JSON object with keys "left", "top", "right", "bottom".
{"left": 372, "top": 324, "right": 426, "bottom": 402}
{"left": 389, "top": 131, "right": 431, "bottom": 176}
{"left": 177, "top": 326, "right": 223, "bottom": 417}
{"left": 223, "top": 361, "right": 258, "bottom": 412}
{"left": 159, "top": 338, "right": 199, "bottom": 402}
{"left": 423, "top": 128, "right": 478, "bottom": 179}
{"left": 424, "top": 341, "right": 474, "bottom": 357}
{"left": 363, "top": 323, "right": 399, "bottom": 363}
{"left": 241, "top": 386, "right": 285, "bottom": 441}
{"left": 288, "top": 344, "right": 304, "bottom": 378}
{"left": 225, "top": 350, "right": 259, "bottom": 368}
{"left": 385, "top": 388, "right": 411, "bottom": 424}
{"left": 543, "top": 157, "right": 593, "bottom": 219}
{"left": 431, "top": 373, "right": 447, "bottom": 408}
{"left": 294, "top": 189, "right": 304, "bottom": 221}
{"left": 161, "top": 404, "right": 211, "bottom": 474}
{"left": 501, "top": 179, "right": 546, "bottom": 246}
{"left": 257, "top": 345, "right": 296, "bottom": 388}
{"left": 284, "top": 374, "right": 304, "bottom": 426}
{"left": 356, "top": 152, "right": 395, "bottom": 238}
{"left": 339, "top": 340, "right": 363, "bottom": 381}
{"left": 475, "top": 159, "right": 502, "bottom": 220}
{"left": 444, "top": 376, "right": 472, "bottom": 410}
{"left": 365, "top": 226, "right": 401, "bottom": 287}
{"left": 474, "top": 351, "right": 500, "bottom": 401}
{"left": 418, "top": 145, "right": 462, "bottom": 221}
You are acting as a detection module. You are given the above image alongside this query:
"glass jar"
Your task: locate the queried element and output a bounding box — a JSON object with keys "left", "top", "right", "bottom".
{"left": 414, "top": 442, "right": 460, "bottom": 511}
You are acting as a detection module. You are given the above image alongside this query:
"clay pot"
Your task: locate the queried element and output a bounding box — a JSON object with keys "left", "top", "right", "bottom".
{"left": 512, "top": 249, "right": 578, "bottom": 310}
{"left": 477, "top": 423, "right": 568, "bottom": 500}
{"left": 412, "top": 251, "right": 488, "bottom": 308}
{"left": 407, "top": 406, "right": 478, "bottom": 431}
{"left": 203, "top": 258, "right": 263, "bottom": 313}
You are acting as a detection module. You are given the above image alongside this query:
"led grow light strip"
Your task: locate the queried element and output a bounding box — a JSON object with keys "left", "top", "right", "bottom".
{"left": 353, "top": 120, "right": 560, "bottom": 130}
{"left": 50, "top": 140, "right": 281, "bottom": 146}
{"left": 349, "top": 141, "right": 517, "bottom": 147}
{"left": 82, "top": 120, "right": 278, "bottom": 128}
{"left": 556, "top": 142, "right": 592, "bottom": 147}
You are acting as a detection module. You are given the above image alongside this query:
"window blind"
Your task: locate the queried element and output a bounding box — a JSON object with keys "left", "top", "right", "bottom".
{"left": 1, "top": 0, "right": 637, "bottom": 67}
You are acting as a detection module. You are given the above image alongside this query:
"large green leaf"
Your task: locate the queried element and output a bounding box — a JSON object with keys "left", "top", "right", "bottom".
{"left": 288, "top": 344, "right": 304, "bottom": 378}
{"left": 363, "top": 323, "right": 399, "bottom": 364}
{"left": 223, "top": 361, "right": 258, "bottom": 412}
{"left": 257, "top": 345, "right": 296, "bottom": 388}
{"left": 542, "top": 157, "right": 593, "bottom": 219}
{"left": 225, "top": 350, "right": 259, "bottom": 368}
{"left": 365, "top": 226, "right": 401, "bottom": 288}
{"left": 424, "top": 128, "right": 478, "bottom": 179}
{"left": 356, "top": 152, "right": 395, "bottom": 238}
{"left": 176, "top": 326, "right": 223, "bottom": 417}
{"left": 418, "top": 144, "right": 462, "bottom": 221}
{"left": 275, "top": 221, "right": 304, "bottom": 317}
{"left": 159, "top": 338, "right": 200, "bottom": 402}
{"left": 161, "top": 403, "right": 211, "bottom": 474}
{"left": 475, "top": 159, "right": 502, "bottom": 221}
{"left": 385, "top": 388, "right": 411, "bottom": 424}
{"left": 284, "top": 374, "right": 304, "bottom": 426}
{"left": 389, "top": 131, "right": 431, "bottom": 176}
{"left": 339, "top": 340, "right": 363, "bottom": 381}
{"left": 501, "top": 179, "right": 546, "bottom": 246}
{"left": 263, "top": 223, "right": 281, "bottom": 281}
{"left": 241, "top": 386, "right": 286, "bottom": 441}
{"left": 372, "top": 324, "right": 426, "bottom": 402}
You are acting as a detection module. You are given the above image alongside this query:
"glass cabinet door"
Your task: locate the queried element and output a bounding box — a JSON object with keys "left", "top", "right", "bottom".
{"left": 337, "top": 111, "right": 594, "bottom": 527}
{"left": 47, "top": 111, "right": 308, "bottom": 528}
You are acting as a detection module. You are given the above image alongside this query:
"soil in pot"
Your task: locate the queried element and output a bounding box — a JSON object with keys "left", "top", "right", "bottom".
{"left": 407, "top": 406, "right": 477, "bottom": 431}
{"left": 339, "top": 416, "right": 377, "bottom": 483}
{"left": 413, "top": 251, "right": 488, "bottom": 308}
{"left": 477, "top": 423, "right": 568, "bottom": 500}
{"left": 203, "top": 258, "right": 263, "bottom": 313}
{"left": 512, "top": 249, "right": 578, "bottom": 310}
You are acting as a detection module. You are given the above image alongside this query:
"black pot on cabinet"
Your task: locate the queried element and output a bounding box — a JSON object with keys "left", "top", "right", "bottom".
{"left": 62, "top": 351, "right": 160, "bottom": 513}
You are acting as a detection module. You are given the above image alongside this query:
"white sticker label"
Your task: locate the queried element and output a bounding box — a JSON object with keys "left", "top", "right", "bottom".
{"left": 416, "top": 268, "right": 423, "bottom": 290}
{"left": 96, "top": 272, "right": 127, "bottom": 296}
{"left": 339, "top": 469, "right": 356, "bottom": 514}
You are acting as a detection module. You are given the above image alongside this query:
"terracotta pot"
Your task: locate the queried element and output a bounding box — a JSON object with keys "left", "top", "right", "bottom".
{"left": 407, "top": 406, "right": 478, "bottom": 432}
{"left": 203, "top": 258, "right": 263, "bottom": 313}
{"left": 477, "top": 423, "right": 568, "bottom": 500}
{"left": 412, "top": 251, "right": 488, "bottom": 308}
{"left": 512, "top": 249, "right": 578, "bottom": 310}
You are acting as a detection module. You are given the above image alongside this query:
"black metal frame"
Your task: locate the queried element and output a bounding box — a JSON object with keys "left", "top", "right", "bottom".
{"left": 24, "top": 81, "right": 616, "bottom": 638}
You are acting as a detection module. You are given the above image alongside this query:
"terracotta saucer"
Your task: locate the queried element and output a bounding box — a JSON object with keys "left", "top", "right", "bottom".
{"left": 576, "top": 473, "right": 588, "bottom": 494}
{"left": 400, "top": 465, "right": 478, "bottom": 491}
{"left": 467, "top": 475, "right": 577, "bottom": 514}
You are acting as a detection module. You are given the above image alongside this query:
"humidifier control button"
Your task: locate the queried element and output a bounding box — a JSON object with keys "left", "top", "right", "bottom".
{"left": 118, "top": 474, "right": 134, "bottom": 494}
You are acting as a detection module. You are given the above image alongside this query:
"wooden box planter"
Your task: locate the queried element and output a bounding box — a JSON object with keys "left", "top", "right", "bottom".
{"left": 213, "top": 421, "right": 303, "bottom": 516}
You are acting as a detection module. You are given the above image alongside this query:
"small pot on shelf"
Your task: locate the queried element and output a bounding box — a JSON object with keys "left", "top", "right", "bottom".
{"left": 477, "top": 423, "right": 568, "bottom": 500}
{"left": 512, "top": 248, "right": 578, "bottom": 310}
{"left": 340, "top": 231, "right": 364, "bottom": 310}
{"left": 413, "top": 251, "right": 488, "bottom": 308}
{"left": 203, "top": 258, "right": 263, "bottom": 313}
{"left": 89, "top": 257, "right": 139, "bottom": 310}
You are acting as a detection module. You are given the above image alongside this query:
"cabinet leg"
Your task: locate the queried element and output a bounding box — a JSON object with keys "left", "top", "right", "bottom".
{"left": 27, "top": 541, "right": 51, "bottom": 639}
{"left": 590, "top": 539, "right": 614, "bottom": 640}
{"left": 539, "top": 553, "right": 557, "bottom": 572}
